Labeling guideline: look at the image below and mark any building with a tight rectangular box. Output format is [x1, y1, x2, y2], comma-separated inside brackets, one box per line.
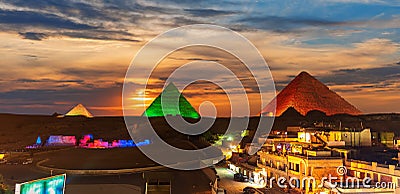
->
[250, 126, 400, 193]
[257, 148, 343, 193]
[372, 132, 395, 147]
[298, 128, 372, 147]
[325, 159, 399, 193]
[394, 137, 400, 149]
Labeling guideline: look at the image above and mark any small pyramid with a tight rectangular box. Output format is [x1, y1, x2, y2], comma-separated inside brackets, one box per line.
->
[64, 104, 93, 118]
[142, 83, 200, 119]
[261, 71, 362, 116]
[36, 136, 42, 145]
[280, 107, 303, 118]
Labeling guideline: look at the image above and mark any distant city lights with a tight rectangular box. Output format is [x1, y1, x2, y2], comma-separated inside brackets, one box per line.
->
[26, 134, 150, 149]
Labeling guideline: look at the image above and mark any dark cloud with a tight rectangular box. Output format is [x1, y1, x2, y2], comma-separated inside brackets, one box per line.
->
[0, 1, 144, 42]
[272, 63, 400, 93]
[184, 8, 238, 17]
[60, 31, 140, 42]
[18, 32, 48, 41]
[0, 0, 235, 41]
[0, 85, 122, 115]
[59, 67, 127, 79]
[356, 85, 375, 88]
[0, 9, 96, 30]
[8, 0, 117, 22]
[166, 16, 204, 27]
[103, 1, 177, 15]
[331, 68, 362, 74]
[23, 54, 39, 58]
[131, 0, 241, 9]
[332, 88, 363, 93]
[237, 16, 345, 32]
[320, 63, 400, 85]
[168, 57, 221, 62]
[17, 29, 140, 42]
[15, 78, 84, 84]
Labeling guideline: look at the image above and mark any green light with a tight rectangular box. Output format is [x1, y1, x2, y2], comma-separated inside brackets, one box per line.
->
[143, 83, 200, 119]
[241, 130, 249, 137]
[17, 174, 66, 194]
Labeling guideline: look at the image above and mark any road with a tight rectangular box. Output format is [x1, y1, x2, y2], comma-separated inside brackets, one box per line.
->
[215, 167, 288, 194]
[215, 167, 262, 194]
[0, 164, 215, 194]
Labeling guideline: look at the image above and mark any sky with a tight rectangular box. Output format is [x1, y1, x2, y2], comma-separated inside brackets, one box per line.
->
[0, 0, 399, 116]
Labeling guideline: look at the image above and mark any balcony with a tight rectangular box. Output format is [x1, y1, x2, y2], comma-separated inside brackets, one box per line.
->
[286, 153, 342, 160]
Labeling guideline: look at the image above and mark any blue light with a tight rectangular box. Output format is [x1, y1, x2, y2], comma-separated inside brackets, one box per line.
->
[36, 136, 42, 145]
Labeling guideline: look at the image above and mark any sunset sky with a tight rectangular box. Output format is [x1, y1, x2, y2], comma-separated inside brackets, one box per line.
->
[0, 0, 399, 116]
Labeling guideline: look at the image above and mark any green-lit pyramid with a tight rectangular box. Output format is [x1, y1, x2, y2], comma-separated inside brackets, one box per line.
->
[142, 83, 200, 119]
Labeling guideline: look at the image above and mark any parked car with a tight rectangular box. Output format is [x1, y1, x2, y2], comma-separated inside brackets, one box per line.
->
[243, 187, 256, 194]
[234, 173, 248, 182]
[243, 187, 267, 194]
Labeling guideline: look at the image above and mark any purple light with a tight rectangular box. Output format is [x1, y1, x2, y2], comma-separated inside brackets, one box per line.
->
[46, 136, 76, 146]
[78, 135, 151, 149]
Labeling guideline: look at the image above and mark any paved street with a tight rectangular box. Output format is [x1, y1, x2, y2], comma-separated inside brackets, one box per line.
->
[0, 164, 215, 194]
[215, 167, 262, 194]
[216, 167, 288, 194]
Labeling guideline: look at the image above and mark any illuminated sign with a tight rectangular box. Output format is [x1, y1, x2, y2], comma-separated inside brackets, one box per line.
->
[15, 174, 66, 194]
[47, 136, 76, 146]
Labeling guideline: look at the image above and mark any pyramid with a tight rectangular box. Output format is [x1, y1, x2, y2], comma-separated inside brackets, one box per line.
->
[142, 83, 200, 119]
[63, 104, 93, 118]
[261, 71, 362, 116]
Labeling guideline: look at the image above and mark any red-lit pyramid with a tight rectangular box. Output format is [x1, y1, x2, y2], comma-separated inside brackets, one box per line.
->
[261, 71, 362, 116]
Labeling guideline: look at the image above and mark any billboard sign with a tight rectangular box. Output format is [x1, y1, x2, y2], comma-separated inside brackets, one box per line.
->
[15, 174, 66, 194]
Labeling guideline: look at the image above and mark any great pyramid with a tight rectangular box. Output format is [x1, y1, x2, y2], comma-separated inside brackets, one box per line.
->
[142, 83, 200, 119]
[63, 104, 93, 118]
[261, 71, 362, 116]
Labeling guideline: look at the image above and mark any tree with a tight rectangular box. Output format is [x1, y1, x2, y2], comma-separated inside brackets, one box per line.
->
[0, 174, 9, 194]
